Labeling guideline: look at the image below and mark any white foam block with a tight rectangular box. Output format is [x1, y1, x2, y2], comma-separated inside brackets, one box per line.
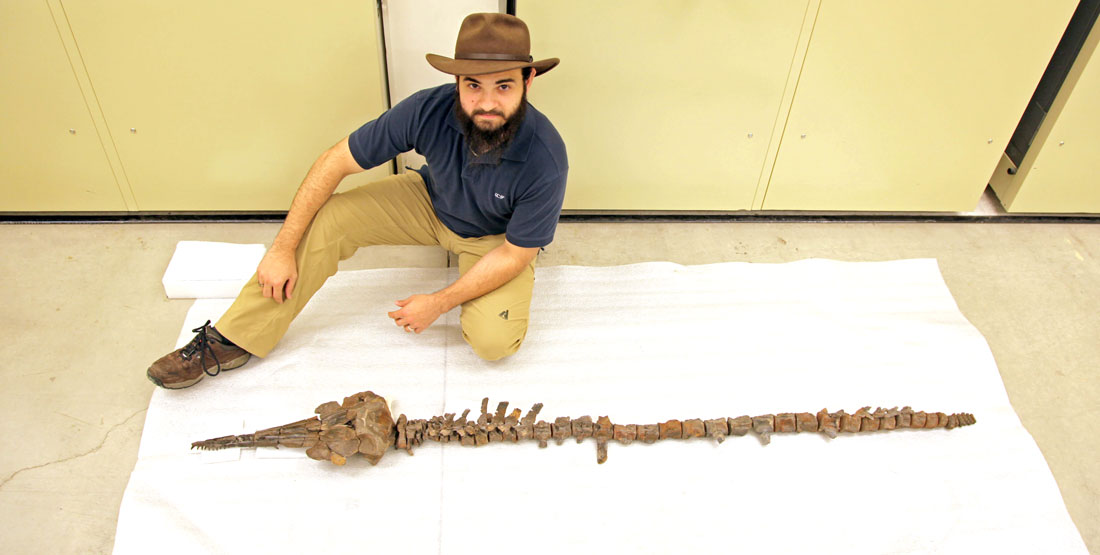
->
[161, 241, 267, 299]
[116, 260, 1087, 554]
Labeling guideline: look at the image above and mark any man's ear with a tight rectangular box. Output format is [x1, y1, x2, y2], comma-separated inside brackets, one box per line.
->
[526, 68, 537, 91]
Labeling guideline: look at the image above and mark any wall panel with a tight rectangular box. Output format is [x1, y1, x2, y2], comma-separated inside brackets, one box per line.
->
[0, 2, 125, 211]
[992, 20, 1100, 213]
[762, 0, 1077, 211]
[521, 1, 811, 211]
[61, 0, 391, 211]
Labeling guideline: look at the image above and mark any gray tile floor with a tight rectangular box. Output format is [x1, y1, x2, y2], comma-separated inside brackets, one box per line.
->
[1, 220, 1097, 553]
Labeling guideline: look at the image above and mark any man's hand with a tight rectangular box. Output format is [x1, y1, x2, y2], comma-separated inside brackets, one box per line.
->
[387, 241, 537, 335]
[254, 136, 363, 305]
[257, 246, 298, 304]
[388, 294, 446, 334]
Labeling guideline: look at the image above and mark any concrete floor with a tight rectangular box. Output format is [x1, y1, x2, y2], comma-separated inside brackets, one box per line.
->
[1, 220, 1097, 553]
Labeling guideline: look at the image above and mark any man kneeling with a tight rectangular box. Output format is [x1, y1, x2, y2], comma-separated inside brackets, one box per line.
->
[147, 13, 567, 389]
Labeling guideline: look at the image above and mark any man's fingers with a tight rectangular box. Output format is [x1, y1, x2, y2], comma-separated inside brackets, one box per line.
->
[263, 279, 284, 304]
[395, 298, 410, 307]
[285, 275, 296, 300]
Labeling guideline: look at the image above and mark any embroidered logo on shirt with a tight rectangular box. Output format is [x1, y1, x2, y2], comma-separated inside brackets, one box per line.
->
[494, 193, 505, 199]
[498, 310, 509, 320]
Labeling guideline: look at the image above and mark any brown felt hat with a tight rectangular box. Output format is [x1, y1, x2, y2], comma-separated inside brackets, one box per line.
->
[426, 13, 559, 77]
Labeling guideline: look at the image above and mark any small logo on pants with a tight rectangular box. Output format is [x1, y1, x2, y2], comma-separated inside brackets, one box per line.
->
[498, 310, 509, 320]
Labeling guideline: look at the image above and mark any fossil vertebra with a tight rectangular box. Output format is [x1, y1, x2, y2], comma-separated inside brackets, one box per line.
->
[192, 391, 976, 465]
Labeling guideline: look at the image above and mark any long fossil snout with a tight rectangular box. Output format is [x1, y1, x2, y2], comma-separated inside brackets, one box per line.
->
[191, 391, 395, 466]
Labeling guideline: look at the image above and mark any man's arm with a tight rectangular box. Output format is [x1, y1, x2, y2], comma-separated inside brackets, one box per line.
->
[388, 240, 539, 333]
[258, 136, 364, 303]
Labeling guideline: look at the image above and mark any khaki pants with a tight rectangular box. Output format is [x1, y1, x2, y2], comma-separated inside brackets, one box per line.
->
[215, 171, 534, 361]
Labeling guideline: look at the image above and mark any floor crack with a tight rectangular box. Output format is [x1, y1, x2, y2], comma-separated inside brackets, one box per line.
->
[0, 408, 147, 491]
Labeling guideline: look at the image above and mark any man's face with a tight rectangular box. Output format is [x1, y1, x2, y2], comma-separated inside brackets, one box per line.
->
[456, 68, 533, 131]
[454, 68, 536, 155]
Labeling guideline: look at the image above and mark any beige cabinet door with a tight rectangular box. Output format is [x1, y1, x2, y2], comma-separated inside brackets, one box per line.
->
[761, 0, 1077, 211]
[993, 24, 1100, 213]
[61, 0, 391, 211]
[520, 1, 812, 211]
[0, 2, 126, 212]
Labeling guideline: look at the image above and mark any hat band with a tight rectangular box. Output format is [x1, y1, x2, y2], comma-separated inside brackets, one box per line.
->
[456, 52, 534, 63]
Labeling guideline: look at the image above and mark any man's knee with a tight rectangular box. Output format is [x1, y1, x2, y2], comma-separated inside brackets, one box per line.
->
[463, 323, 528, 361]
[310, 192, 350, 232]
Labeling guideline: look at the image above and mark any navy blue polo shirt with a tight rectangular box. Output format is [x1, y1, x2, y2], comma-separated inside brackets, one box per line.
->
[347, 84, 568, 248]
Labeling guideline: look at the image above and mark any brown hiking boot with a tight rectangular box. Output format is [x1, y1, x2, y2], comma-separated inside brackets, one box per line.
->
[147, 320, 251, 389]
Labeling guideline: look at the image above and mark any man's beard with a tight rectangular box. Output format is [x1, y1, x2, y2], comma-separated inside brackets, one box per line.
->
[454, 91, 528, 156]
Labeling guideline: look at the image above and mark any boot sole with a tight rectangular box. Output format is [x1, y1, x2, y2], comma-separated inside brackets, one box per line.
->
[147, 353, 252, 390]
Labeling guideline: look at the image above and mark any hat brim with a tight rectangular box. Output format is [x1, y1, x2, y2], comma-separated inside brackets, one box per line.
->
[426, 53, 559, 77]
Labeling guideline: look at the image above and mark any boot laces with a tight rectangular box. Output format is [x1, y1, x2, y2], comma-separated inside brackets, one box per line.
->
[180, 320, 224, 377]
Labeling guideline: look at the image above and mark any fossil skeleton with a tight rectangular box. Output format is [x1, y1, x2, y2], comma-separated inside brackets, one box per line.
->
[192, 391, 976, 465]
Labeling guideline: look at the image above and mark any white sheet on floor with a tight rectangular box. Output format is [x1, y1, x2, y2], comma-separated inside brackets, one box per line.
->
[115, 260, 1087, 554]
[162, 241, 266, 299]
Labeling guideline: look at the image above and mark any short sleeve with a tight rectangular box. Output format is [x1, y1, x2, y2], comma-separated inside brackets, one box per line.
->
[346, 89, 428, 170]
[505, 170, 568, 248]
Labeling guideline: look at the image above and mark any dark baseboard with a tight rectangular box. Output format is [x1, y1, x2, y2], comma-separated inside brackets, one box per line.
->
[2, 210, 1097, 225]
